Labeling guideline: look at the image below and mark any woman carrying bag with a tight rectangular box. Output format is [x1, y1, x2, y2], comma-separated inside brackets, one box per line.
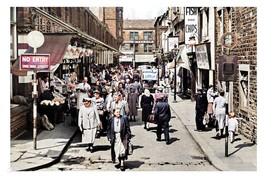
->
[140, 89, 154, 130]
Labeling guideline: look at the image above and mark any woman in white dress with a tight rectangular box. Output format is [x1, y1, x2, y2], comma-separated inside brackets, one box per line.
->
[78, 98, 100, 152]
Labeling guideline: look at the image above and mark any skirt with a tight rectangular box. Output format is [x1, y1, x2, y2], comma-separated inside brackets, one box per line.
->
[82, 128, 97, 144]
[114, 132, 126, 160]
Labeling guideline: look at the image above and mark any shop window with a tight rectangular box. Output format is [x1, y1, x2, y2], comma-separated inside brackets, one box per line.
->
[239, 64, 249, 111]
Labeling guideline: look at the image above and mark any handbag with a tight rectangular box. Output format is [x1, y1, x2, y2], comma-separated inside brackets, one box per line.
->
[147, 113, 156, 123]
[128, 141, 134, 155]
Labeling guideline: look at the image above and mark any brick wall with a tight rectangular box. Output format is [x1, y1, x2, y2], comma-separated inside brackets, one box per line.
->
[215, 7, 257, 143]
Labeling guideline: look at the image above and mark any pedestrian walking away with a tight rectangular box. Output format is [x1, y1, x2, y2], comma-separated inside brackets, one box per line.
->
[127, 87, 139, 122]
[153, 96, 171, 145]
[78, 98, 100, 152]
[213, 90, 226, 139]
[107, 109, 131, 171]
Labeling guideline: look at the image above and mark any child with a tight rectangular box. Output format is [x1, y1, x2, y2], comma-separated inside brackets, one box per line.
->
[228, 112, 238, 143]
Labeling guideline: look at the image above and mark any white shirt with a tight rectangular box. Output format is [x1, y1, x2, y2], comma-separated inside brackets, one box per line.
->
[228, 118, 238, 132]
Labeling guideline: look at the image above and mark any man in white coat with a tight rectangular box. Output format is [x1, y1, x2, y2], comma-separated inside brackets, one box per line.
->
[76, 77, 91, 111]
[78, 98, 100, 152]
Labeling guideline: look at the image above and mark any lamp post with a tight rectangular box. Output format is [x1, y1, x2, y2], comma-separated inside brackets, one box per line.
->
[172, 44, 179, 103]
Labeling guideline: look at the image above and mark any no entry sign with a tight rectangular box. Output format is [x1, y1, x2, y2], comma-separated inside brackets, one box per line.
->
[20, 53, 50, 70]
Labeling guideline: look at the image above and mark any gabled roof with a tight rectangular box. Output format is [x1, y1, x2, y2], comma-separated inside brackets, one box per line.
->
[123, 19, 156, 30]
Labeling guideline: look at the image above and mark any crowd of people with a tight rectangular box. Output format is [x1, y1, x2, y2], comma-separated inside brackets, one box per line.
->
[37, 64, 238, 171]
[36, 64, 172, 171]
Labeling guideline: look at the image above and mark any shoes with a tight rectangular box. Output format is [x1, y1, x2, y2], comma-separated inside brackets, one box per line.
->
[166, 141, 171, 145]
[216, 133, 221, 140]
[156, 138, 161, 141]
[120, 165, 125, 171]
[115, 163, 120, 169]
[144, 126, 147, 129]
[86, 146, 94, 152]
[86, 147, 91, 152]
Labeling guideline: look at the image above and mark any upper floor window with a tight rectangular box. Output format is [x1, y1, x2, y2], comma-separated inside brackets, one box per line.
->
[130, 32, 139, 40]
[143, 32, 153, 40]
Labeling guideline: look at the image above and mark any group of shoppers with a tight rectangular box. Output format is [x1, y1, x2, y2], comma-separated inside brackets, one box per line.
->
[195, 84, 238, 142]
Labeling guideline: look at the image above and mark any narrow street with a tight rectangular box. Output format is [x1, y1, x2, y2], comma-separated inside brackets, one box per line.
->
[44, 107, 217, 171]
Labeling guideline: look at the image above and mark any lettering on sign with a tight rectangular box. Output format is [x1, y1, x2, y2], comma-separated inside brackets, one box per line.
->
[185, 7, 198, 44]
[20, 54, 50, 71]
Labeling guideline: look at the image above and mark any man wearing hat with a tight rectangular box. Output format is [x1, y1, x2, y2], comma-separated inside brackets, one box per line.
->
[154, 86, 168, 103]
[78, 98, 100, 152]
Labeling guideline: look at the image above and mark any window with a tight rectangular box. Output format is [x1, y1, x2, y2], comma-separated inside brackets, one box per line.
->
[144, 43, 153, 52]
[239, 64, 249, 110]
[130, 32, 138, 40]
[130, 44, 138, 52]
[143, 32, 153, 40]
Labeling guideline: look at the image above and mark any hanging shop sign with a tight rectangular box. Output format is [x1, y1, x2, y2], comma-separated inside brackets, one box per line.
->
[195, 43, 211, 70]
[20, 54, 50, 70]
[185, 7, 199, 44]
[220, 32, 238, 49]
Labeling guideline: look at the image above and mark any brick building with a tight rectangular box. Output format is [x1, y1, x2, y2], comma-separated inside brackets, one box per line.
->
[120, 19, 156, 67]
[10, 7, 122, 138]
[214, 7, 257, 142]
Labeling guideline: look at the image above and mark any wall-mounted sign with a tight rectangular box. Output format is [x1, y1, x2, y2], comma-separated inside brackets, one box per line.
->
[168, 36, 179, 52]
[220, 32, 238, 49]
[218, 55, 238, 81]
[20, 54, 50, 71]
[195, 43, 211, 70]
[185, 7, 198, 44]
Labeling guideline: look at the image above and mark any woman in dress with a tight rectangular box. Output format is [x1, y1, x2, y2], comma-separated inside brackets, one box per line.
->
[78, 98, 100, 152]
[107, 109, 131, 171]
[140, 89, 154, 130]
[127, 87, 139, 121]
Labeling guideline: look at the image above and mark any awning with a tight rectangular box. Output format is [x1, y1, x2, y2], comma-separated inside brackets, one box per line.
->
[167, 44, 190, 70]
[11, 33, 72, 76]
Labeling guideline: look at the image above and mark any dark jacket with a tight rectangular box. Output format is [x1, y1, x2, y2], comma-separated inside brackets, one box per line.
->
[154, 101, 171, 122]
[107, 115, 131, 161]
[195, 92, 208, 113]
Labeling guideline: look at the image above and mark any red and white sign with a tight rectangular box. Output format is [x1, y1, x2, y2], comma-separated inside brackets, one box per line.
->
[20, 54, 50, 70]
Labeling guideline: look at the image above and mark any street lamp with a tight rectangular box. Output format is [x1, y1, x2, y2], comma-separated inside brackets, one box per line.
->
[172, 44, 179, 103]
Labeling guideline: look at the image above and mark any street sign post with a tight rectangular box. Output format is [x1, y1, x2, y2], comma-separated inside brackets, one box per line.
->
[25, 31, 46, 150]
[219, 33, 238, 157]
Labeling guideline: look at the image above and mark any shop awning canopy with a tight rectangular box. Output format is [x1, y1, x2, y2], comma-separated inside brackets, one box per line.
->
[11, 33, 72, 76]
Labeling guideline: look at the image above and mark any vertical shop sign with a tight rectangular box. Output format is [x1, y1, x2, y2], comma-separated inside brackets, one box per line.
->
[185, 7, 198, 44]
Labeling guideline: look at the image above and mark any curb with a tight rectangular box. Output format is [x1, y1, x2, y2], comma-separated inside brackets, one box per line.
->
[18, 128, 79, 171]
[170, 105, 231, 171]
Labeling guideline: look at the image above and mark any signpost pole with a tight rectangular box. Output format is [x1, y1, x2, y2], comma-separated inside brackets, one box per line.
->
[33, 47, 38, 150]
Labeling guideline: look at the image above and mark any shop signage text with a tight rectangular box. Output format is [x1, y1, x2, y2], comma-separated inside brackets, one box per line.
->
[20, 54, 50, 70]
[185, 7, 199, 44]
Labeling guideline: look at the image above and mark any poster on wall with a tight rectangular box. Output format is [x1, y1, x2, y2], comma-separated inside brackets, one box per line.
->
[185, 7, 198, 44]
[195, 43, 210, 70]
[168, 36, 179, 52]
